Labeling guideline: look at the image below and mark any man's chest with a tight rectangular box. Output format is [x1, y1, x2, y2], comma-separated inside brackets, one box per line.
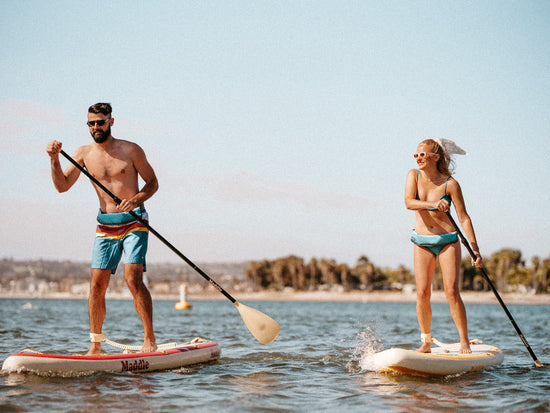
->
[85, 153, 134, 180]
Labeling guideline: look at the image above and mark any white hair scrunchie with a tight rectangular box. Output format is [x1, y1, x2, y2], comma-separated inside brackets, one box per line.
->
[435, 138, 467, 155]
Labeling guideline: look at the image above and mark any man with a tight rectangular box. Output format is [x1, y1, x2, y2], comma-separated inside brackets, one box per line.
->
[46, 103, 159, 355]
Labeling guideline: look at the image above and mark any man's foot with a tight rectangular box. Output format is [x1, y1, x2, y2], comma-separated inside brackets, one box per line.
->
[86, 342, 102, 356]
[140, 338, 157, 353]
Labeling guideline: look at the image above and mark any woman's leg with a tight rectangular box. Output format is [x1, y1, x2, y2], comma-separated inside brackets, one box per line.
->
[414, 245, 436, 353]
[439, 242, 471, 353]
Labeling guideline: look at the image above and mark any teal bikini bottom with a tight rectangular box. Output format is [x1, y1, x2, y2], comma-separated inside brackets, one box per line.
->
[411, 231, 458, 257]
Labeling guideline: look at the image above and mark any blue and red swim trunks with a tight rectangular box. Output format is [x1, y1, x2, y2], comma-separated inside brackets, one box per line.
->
[91, 207, 149, 274]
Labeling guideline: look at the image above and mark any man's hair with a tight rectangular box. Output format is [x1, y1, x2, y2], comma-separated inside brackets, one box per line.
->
[88, 103, 112, 116]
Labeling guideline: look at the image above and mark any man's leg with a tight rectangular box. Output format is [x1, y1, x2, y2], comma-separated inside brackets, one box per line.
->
[124, 263, 157, 352]
[87, 268, 112, 355]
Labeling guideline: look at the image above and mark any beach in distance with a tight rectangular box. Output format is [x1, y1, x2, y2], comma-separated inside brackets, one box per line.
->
[3, 289, 549, 305]
[185, 290, 550, 305]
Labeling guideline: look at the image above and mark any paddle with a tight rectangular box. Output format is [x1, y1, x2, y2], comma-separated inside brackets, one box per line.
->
[59, 149, 280, 345]
[446, 211, 544, 367]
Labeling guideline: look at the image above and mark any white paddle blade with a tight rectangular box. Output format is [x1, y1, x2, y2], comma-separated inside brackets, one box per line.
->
[235, 302, 280, 345]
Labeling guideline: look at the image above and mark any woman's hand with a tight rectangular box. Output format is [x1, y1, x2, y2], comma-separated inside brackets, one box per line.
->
[472, 252, 483, 268]
[433, 199, 450, 212]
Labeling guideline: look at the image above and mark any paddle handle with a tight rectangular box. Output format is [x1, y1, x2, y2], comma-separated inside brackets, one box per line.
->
[446, 211, 543, 367]
[59, 149, 237, 304]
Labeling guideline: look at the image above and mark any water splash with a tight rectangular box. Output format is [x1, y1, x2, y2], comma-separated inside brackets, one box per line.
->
[347, 323, 383, 373]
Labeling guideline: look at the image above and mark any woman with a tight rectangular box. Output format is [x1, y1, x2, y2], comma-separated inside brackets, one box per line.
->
[404, 139, 482, 354]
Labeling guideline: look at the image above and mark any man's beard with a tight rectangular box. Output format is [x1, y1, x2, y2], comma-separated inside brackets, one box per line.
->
[92, 126, 111, 143]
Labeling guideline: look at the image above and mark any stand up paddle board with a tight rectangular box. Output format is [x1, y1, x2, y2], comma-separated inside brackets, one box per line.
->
[366, 338, 503, 377]
[2, 337, 221, 376]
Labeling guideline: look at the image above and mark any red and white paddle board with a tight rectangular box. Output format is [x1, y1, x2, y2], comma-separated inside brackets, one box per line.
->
[2, 338, 221, 375]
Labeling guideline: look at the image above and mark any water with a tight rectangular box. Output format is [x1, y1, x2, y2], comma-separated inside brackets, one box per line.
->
[1, 298, 549, 412]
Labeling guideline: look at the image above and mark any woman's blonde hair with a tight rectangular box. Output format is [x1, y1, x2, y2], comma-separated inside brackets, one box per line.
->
[420, 139, 454, 175]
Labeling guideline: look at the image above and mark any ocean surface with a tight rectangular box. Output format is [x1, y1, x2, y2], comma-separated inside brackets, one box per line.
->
[1, 298, 549, 412]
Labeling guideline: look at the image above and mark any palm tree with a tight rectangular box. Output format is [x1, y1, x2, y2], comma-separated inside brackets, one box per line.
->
[541, 258, 550, 293]
[337, 263, 351, 291]
[354, 255, 374, 291]
[272, 259, 285, 291]
[245, 260, 272, 291]
[531, 257, 540, 292]
[306, 258, 319, 291]
[287, 256, 305, 290]
[319, 259, 337, 290]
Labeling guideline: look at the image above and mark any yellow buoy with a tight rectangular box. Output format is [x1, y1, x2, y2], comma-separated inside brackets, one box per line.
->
[175, 284, 192, 310]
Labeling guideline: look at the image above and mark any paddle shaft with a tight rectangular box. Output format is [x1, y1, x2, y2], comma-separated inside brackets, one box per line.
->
[59, 149, 237, 304]
[446, 211, 543, 367]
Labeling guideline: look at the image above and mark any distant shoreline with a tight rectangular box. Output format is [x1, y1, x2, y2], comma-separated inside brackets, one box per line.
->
[2, 290, 549, 305]
[188, 290, 550, 305]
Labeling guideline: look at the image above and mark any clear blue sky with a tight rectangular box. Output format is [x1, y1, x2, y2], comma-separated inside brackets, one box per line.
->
[2, 1, 549, 269]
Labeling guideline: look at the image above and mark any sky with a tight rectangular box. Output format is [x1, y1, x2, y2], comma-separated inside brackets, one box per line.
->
[1, 1, 549, 270]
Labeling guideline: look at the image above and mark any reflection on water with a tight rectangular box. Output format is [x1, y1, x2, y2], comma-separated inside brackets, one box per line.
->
[356, 369, 487, 411]
[1, 299, 549, 412]
[228, 370, 284, 395]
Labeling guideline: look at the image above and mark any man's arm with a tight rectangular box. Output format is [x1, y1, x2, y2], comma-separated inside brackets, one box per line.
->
[117, 144, 159, 212]
[46, 140, 83, 193]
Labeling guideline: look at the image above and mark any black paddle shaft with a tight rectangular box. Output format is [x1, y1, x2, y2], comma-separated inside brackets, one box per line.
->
[59, 149, 237, 304]
[445, 211, 543, 367]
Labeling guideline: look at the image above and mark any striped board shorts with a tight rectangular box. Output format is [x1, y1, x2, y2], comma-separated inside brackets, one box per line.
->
[91, 207, 149, 274]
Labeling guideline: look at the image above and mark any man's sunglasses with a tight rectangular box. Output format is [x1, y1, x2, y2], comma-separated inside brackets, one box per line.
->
[87, 118, 111, 127]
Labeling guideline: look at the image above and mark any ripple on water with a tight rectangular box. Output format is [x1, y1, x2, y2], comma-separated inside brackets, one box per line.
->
[1, 299, 549, 412]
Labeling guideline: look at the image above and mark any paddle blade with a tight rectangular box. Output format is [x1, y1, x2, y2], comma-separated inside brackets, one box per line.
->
[234, 302, 280, 345]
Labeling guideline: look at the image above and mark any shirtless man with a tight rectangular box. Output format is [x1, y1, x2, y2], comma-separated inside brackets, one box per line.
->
[46, 103, 158, 355]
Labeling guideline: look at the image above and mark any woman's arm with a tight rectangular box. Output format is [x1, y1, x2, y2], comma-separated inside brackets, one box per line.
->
[448, 179, 483, 267]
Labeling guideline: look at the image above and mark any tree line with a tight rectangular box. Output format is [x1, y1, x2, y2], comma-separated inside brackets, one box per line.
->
[245, 249, 550, 294]
[2, 248, 549, 295]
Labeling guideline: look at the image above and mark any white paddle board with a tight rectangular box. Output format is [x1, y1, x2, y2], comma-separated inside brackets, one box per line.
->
[366, 340, 503, 377]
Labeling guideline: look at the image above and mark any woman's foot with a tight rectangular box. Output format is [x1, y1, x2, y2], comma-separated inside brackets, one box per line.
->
[417, 342, 432, 353]
[459, 342, 472, 354]
[417, 333, 432, 353]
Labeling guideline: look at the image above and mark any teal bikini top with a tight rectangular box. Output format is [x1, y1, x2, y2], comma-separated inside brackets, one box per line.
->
[416, 170, 452, 211]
